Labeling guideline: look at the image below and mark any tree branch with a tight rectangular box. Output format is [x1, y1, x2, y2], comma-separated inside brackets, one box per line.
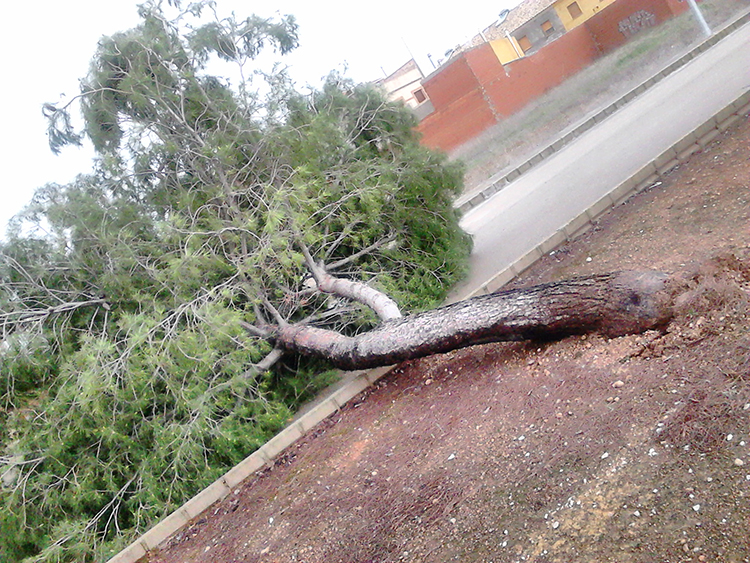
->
[326, 232, 398, 272]
[0, 298, 109, 327]
[298, 240, 402, 322]
[205, 348, 285, 396]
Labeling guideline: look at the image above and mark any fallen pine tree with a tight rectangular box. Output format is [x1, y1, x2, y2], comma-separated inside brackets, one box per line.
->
[261, 267, 673, 370]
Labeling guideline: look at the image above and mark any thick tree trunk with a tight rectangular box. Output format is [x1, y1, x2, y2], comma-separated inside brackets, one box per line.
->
[272, 271, 672, 370]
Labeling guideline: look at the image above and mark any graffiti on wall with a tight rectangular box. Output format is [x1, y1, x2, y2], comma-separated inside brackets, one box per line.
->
[618, 10, 657, 38]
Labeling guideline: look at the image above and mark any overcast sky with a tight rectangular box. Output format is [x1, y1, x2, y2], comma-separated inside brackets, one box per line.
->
[0, 0, 520, 235]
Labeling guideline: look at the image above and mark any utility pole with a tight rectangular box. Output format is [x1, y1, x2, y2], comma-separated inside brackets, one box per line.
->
[687, 0, 712, 37]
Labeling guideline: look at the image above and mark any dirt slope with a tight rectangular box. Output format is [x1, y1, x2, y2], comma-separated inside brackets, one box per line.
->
[147, 116, 750, 563]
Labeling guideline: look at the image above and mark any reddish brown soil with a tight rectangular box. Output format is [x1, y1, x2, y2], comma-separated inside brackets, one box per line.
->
[147, 116, 750, 563]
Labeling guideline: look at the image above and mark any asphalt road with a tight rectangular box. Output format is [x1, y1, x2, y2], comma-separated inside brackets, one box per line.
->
[455, 18, 750, 297]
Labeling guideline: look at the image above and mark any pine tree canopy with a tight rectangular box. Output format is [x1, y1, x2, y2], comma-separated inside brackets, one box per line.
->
[0, 1, 470, 561]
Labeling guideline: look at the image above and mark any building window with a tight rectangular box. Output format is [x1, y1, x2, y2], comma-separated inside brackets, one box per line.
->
[518, 35, 532, 53]
[568, 2, 583, 18]
[412, 88, 427, 104]
[541, 20, 555, 36]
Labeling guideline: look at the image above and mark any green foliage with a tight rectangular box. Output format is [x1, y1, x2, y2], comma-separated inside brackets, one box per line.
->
[282, 78, 470, 310]
[1, 1, 470, 561]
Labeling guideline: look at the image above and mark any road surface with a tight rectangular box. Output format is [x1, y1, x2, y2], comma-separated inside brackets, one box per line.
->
[456, 18, 750, 297]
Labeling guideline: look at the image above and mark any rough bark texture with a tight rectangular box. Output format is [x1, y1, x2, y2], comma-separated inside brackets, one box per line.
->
[273, 271, 672, 370]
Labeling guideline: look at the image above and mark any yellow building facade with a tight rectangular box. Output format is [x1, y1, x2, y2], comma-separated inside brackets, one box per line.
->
[489, 36, 526, 65]
[476, 0, 620, 65]
[553, 0, 618, 30]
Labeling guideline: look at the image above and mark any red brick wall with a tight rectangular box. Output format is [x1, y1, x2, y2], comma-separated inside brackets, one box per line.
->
[416, 0, 691, 152]
[421, 57, 481, 109]
[584, 0, 690, 52]
[665, 0, 693, 16]
[485, 25, 600, 117]
[418, 26, 600, 152]
[417, 90, 496, 151]
[464, 43, 507, 85]
[418, 48, 500, 151]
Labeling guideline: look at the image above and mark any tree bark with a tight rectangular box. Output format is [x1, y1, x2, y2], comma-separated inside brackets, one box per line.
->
[299, 241, 402, 322]
[271, 271, 672, 370]
[313, 271, 402, 322]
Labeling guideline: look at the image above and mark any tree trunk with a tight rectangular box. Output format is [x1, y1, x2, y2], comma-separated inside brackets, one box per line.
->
[272, 271, 672, 370]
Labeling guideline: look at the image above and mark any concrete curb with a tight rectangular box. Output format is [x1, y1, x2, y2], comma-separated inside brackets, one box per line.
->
[466, 89, 750, 298]
[455, 9, 750, 215]
[107, 15, 750, 563]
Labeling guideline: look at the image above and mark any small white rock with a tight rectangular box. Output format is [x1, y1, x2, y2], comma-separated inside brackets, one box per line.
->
[727, 434, 734, 441]
[601, 452, 610, 460]
[552, 521, 560, 529]
[447, 453, 456, 461]
[693, 504, 701, 512]
[734, 458, 745, 466]
[612, 380, 625, 388]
